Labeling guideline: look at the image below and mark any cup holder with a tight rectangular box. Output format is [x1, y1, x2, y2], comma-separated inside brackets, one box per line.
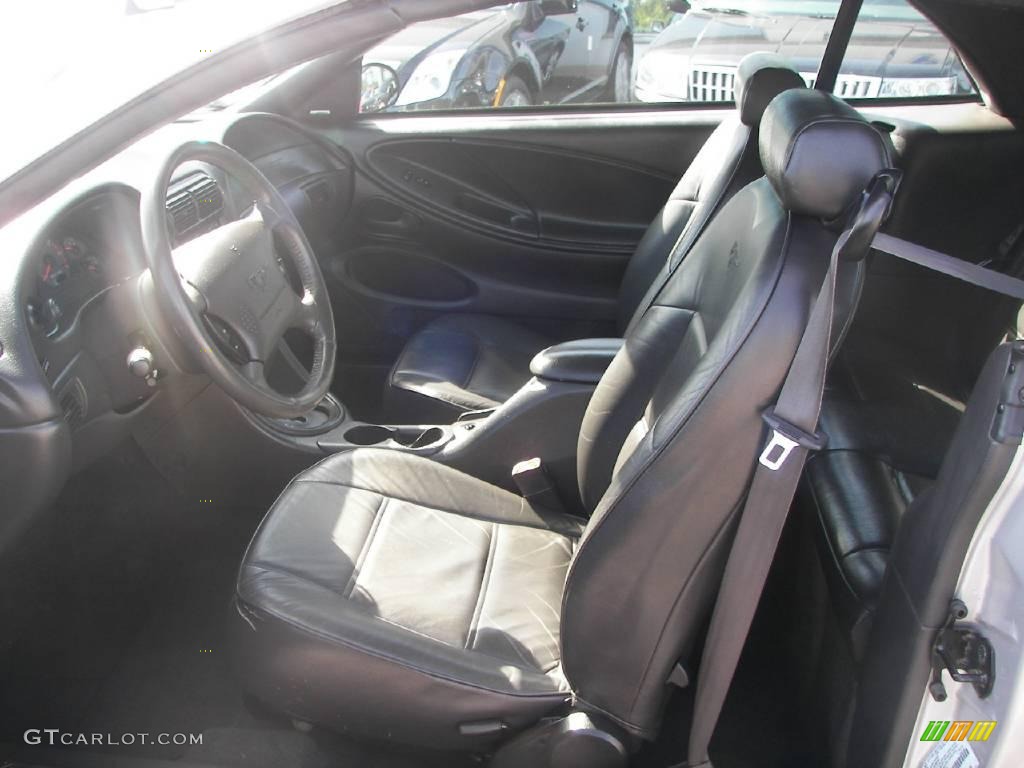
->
[344, 425, 396, 445]
[343, 424, 450, 451]
[408, 426, 446, 449]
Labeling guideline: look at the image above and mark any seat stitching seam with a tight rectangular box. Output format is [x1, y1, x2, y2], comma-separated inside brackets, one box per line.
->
[841, 545, 892, 558]
[343, 495, 388, 599]
[246, 561, 357, 603]
[465, 523, 499, 651]
[247, 563, 471, 646]
[294, 477, 584, 535]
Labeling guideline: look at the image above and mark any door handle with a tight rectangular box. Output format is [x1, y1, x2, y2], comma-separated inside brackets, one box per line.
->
[576, 16, 588, 31]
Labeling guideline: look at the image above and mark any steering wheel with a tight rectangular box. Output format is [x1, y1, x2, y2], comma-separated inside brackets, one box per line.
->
[141, 141, 336, 419]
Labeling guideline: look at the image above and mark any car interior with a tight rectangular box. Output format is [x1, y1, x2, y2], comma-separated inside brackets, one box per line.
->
[1, 2, 1023, 767]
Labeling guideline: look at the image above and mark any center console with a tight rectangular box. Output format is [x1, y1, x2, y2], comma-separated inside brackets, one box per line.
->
[239, 338, 624, 514]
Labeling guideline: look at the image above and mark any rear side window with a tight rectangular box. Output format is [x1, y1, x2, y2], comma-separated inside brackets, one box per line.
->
[635, 0, 975, 104]
[837, 0, 975, 99]
[356, 0, 975, 115]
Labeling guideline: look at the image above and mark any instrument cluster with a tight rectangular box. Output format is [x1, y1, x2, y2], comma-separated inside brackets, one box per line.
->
[24, 189, 142, 341]
[27, 233, 106, 338]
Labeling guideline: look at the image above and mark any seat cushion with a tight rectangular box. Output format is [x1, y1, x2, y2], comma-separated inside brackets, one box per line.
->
[805, 448, 927, 657]
[388, 314, 552, 422]
[803, 369, 961, 658]
[231, 449, 582, 748]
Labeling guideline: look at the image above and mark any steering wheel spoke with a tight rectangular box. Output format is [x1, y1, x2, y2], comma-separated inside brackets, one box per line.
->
[240, 360, 276, 396]
[253, 198, 288, 231]
[291, 292, 322, 332]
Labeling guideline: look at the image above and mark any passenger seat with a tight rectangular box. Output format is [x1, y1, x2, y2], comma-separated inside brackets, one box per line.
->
[386, 53, 806, 422]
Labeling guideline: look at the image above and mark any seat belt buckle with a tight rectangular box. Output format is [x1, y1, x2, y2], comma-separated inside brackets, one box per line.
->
[758, 407, 827, 471]
[512, 457, 564, 511]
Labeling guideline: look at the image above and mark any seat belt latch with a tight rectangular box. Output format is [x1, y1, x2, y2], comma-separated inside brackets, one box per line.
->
[512, 457, 564, 510]
[758, 407, 827, 471]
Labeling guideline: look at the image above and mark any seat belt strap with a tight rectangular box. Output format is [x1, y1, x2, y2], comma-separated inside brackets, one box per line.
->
[684, 174, 896, 767]
[872, 232, 1024, 300]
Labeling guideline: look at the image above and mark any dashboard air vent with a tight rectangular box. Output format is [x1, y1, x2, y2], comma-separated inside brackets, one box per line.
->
[193, 175, 223, 219]
[166, 172, 223, 239]
[58, 377, 88, 428]
[166, 188, 197, 233]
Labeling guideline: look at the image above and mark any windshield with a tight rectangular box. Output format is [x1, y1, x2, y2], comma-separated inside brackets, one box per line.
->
[0, 0, 342, 185]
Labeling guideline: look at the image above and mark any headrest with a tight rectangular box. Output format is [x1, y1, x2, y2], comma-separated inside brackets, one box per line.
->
[760, 89, 891, 220]
[734, 53, 806, 127]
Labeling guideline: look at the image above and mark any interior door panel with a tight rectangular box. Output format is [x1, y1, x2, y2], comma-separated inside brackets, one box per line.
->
[364, 138, 678, 247]
[312, 109, 728, 370]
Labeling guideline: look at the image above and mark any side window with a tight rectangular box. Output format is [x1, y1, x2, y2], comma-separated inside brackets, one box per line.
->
[356, 0, 975, 115]
[359, 1, 636, 113]
[838, 0, 975, 99]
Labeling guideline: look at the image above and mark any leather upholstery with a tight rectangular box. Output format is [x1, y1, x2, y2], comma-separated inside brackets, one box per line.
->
[802, 361, 961, 658]
[761, 89, 892, 220]
[232, 448, 582, 748]
[389, 54, 805, 421]
[735, 52, 807, 127]
[529, 338, 624, 385]
[564, 184, 870, 734]
[233, 90, 885, 748]
[616, 116, 757, 330]
[387, 313, 552, 421]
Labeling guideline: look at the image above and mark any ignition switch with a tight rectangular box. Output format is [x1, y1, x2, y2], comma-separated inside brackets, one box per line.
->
[127, 346, 160, 387]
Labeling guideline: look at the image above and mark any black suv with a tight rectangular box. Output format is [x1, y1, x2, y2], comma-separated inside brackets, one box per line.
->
[360, 1, 633, 112]
[635, 0, 973, 103]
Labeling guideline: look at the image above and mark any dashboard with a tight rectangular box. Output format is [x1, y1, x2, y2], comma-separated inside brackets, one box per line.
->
[4, 112, 353, 465]
[0, 112, 353, 547]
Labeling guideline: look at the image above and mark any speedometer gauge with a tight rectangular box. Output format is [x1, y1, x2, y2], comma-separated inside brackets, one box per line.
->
[64, 236, 100, 274]
[62, 237, 84, 259]
[39, 239, 70, 287]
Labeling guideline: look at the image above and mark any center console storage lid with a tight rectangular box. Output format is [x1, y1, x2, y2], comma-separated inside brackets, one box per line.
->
[530, 338, 624, 385]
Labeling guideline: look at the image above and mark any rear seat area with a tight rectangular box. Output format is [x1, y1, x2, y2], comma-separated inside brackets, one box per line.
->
[804, 359, 960, 658]
[801, 108, 1024, 662]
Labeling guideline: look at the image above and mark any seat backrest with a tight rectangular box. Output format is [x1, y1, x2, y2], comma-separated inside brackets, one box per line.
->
[562, 90, 891, 739]
[615, 53, 806, 333]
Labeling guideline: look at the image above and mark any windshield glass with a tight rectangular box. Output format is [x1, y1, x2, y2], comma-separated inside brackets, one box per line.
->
[0, 0, 341, 185]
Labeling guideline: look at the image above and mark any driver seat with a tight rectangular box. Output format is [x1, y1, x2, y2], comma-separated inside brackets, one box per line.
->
[385, 53, 806, 423]
[229, 90, 889, 752]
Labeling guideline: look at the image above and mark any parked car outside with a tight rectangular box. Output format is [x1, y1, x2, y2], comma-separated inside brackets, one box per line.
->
[635, 0, 975, 103]
[359, 0, 633, 112]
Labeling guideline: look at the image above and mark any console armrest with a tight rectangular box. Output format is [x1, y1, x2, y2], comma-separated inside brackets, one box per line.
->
[530, 338, 623, 385]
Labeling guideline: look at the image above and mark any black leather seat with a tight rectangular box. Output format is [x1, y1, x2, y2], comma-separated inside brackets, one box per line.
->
[386, 53, 806, 422]
[803, 359, 962, 657]
[230, 90, 889, 750]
